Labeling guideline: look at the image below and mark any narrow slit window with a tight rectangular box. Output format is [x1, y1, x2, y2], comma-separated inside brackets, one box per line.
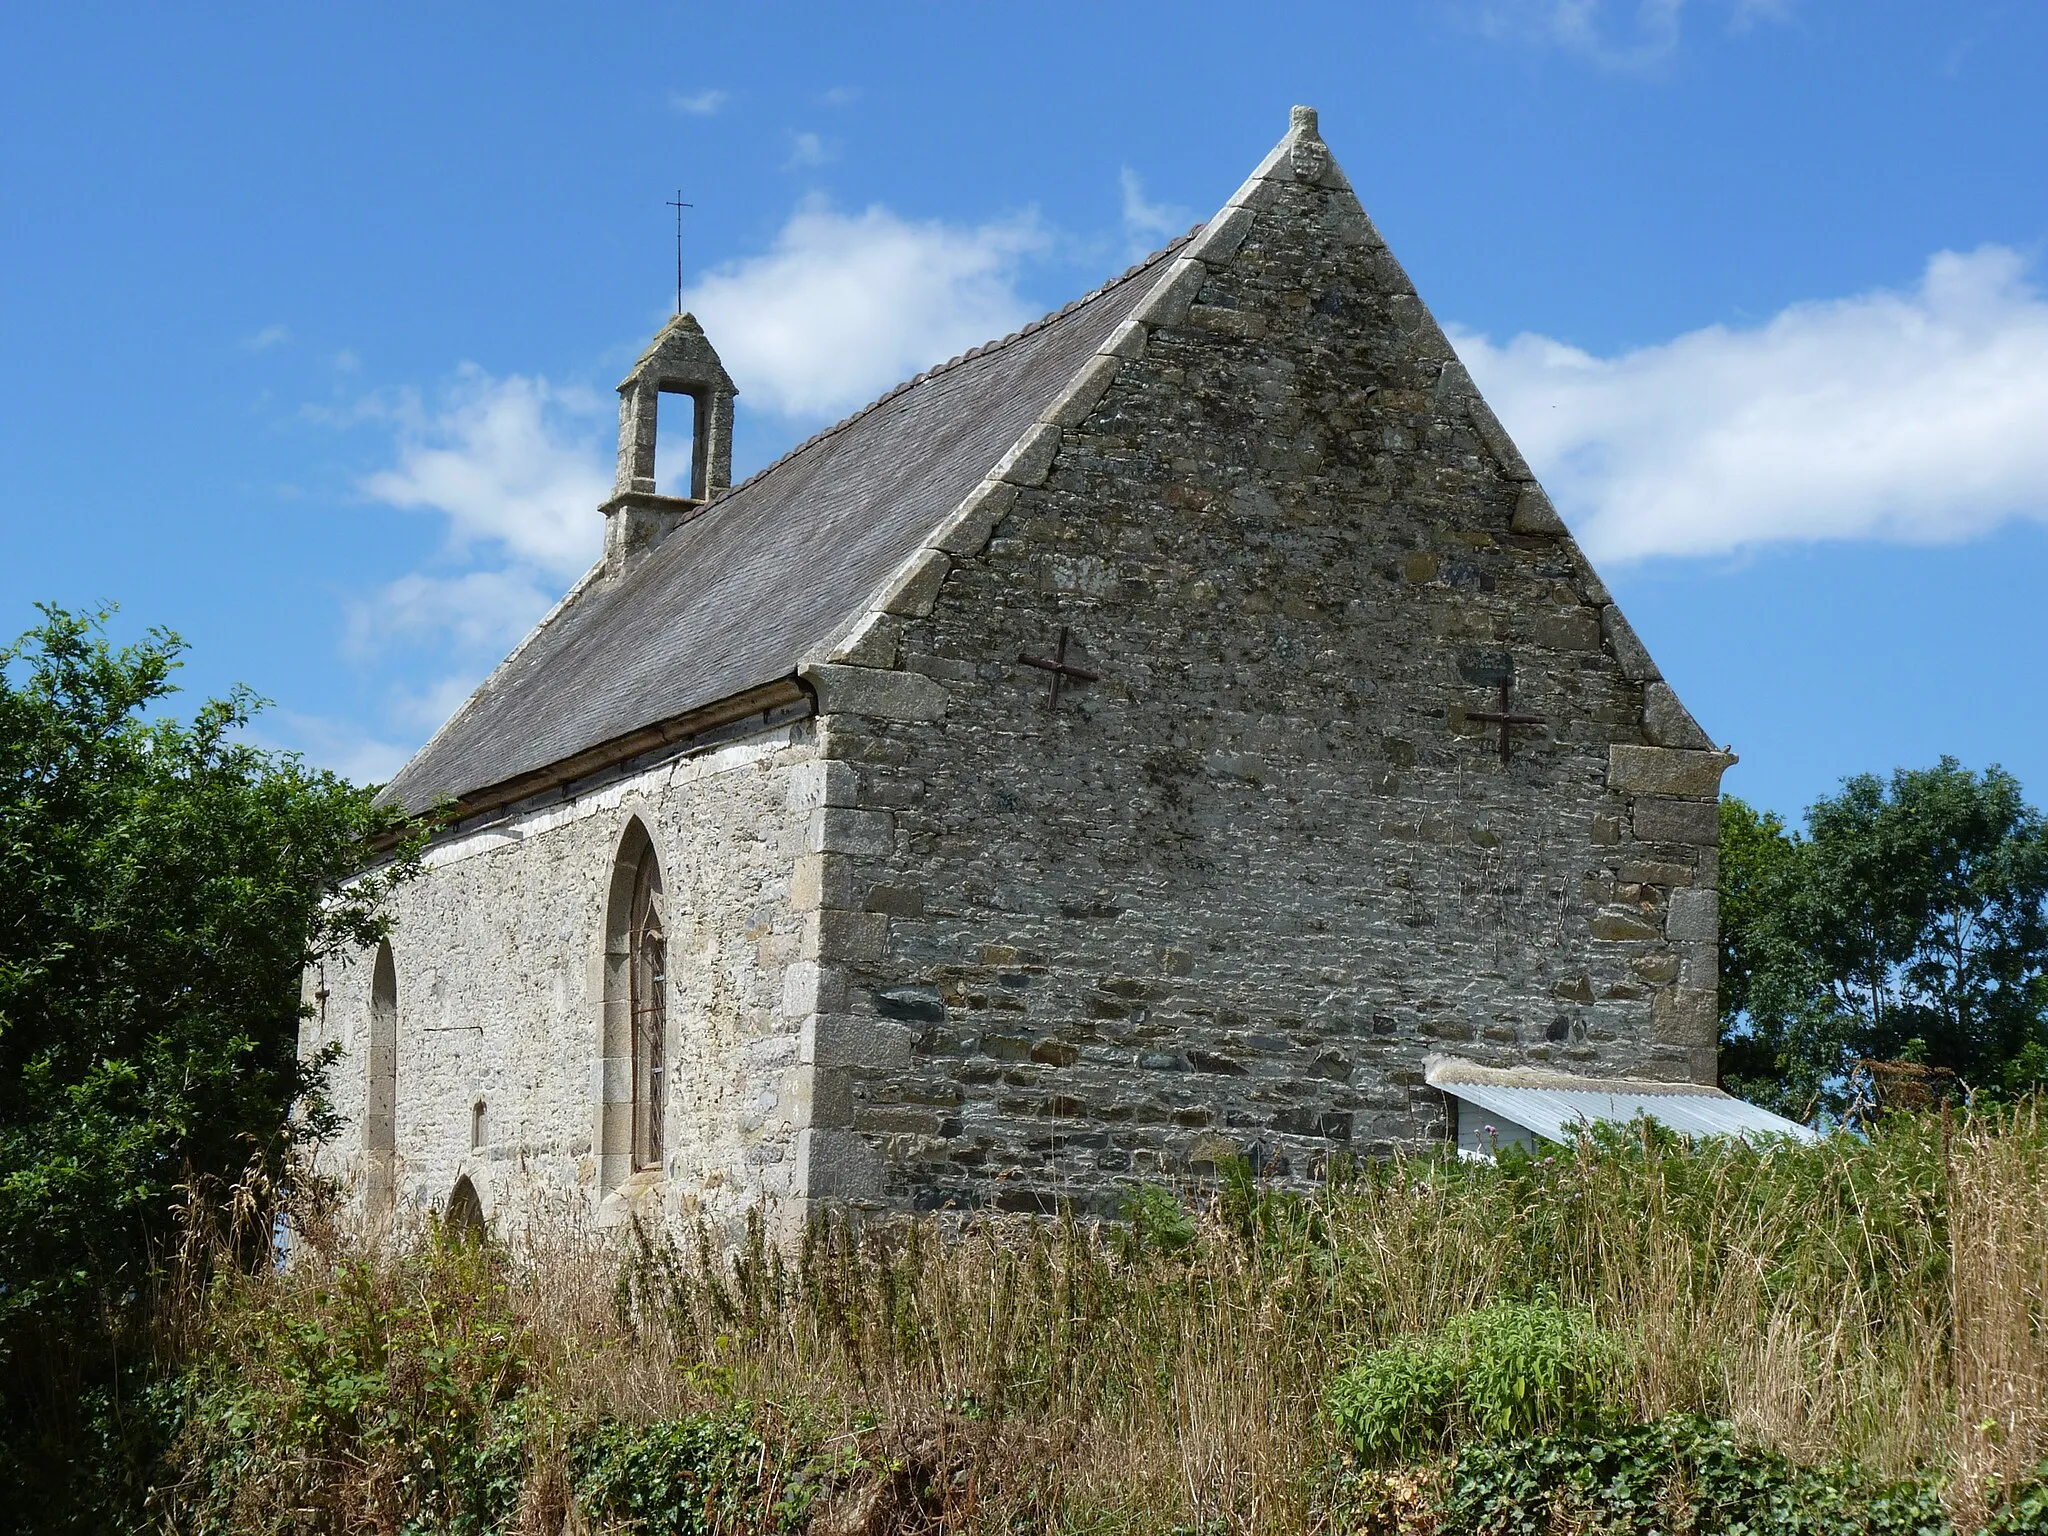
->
[655, 390, 699, 499]
[366, 942, 398, 1217]
[471, 1098, 487, 1151]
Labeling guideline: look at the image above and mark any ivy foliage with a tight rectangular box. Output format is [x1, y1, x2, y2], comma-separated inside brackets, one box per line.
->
[570, 1408, 823, 1536]
[1440, 1416, 1954, 1536]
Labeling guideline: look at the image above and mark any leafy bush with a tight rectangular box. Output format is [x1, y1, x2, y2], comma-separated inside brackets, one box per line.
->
[1326, 1335, 1459, 1462]
[0, 606, 419, 1532]
[1441, 1416, 1952, 1536]
[1327, 1303, 1624, 1461]
[1448, 1301, 1624, 1440]
[172, 1234, 534, 1535]
[570, 1408, 818, 1536]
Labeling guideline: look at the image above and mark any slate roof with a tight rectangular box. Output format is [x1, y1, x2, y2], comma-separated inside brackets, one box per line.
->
[379, 238, 1188, 815]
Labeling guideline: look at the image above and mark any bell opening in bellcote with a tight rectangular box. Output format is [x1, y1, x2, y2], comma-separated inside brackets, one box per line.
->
[599, 312, 738, 575]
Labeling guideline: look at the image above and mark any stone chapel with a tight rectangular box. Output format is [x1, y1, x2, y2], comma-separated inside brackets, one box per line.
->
[303, 107, 1741, 1237]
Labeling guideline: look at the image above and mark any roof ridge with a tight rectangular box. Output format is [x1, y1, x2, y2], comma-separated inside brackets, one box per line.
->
[702, 227, 1200, 510]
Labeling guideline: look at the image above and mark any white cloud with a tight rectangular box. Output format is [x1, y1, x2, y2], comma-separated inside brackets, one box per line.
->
[683, 198, 1046, 418]
[819, 86, 860, 107]
[669, 88, 728, 115]
[346, 567, 560, 662]
[387, 671, 493, 736]
[240, 323, 292, 352]
[1119, 168, 1187, 259]
[340, 368, 611, 760]
[1453, 246, 2048, 563]
[266, 711, 417, 785]
[360, 366, 608, 576]
[1467, 0, 1780, 69]
[786, 131, 837, 169]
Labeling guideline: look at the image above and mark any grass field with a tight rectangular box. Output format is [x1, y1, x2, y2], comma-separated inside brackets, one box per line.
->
[154, 1104, 2048, 1534]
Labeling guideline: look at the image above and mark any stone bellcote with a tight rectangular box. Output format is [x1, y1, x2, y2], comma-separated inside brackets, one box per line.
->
[600, 313, 737, 574]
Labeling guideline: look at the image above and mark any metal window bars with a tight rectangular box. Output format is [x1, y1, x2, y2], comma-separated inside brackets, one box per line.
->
[631, 921, 666, 1172]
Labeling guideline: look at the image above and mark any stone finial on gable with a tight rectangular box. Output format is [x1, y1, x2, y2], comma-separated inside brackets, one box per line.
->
[599, 312, 739, 574]
[1288, 105, 1333, 183]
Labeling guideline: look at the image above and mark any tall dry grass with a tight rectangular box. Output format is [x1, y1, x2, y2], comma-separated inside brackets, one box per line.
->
[162, 1103, 2048, 1534]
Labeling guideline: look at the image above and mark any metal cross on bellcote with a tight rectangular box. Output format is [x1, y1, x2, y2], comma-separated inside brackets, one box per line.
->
[1466, 679, 1546, 765]
[666, 191, 693, 315]
[1017, 627, 1100, 707]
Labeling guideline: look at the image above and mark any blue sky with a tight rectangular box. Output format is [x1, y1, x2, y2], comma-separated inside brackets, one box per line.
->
[4, 1, 2046, 823]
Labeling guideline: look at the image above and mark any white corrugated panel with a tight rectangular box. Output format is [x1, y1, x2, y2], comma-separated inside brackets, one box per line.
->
[1445, 1080, 1819, 1149]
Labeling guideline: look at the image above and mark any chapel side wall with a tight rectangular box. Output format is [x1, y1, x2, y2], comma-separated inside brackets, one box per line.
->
[301, 724, 819, 1234]
[796, 146, 1725, 1216]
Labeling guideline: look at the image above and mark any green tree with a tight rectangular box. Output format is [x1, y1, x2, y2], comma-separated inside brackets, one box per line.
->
[0, 606, 418, 1528]
[1719, 763, 2048, 1117]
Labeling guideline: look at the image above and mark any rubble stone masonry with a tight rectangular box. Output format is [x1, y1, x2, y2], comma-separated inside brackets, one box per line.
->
[793, 110, 1728, 1217]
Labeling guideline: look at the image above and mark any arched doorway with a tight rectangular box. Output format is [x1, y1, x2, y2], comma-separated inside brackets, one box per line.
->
[601, 820, 668, 1190]
[366, 940, 398, 1219]
[445, 1174, 486, 1243]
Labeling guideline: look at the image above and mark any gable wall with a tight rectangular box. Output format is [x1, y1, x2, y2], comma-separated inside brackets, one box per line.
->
[798, 137, 1727, 1215]
[303, 726, 820, 1234]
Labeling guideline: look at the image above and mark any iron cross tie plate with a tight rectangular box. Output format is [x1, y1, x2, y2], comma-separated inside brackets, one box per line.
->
[1465, 679, 1546, 764]
[1017, 626, 1100, 707]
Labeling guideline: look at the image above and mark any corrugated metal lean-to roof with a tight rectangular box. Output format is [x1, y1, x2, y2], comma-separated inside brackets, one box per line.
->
[1426, 1058, 1819, 1158]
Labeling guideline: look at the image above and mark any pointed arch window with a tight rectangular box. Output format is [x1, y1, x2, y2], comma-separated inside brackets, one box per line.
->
[628, 853, 666, 1171]
[601, 819, 670, 1189]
